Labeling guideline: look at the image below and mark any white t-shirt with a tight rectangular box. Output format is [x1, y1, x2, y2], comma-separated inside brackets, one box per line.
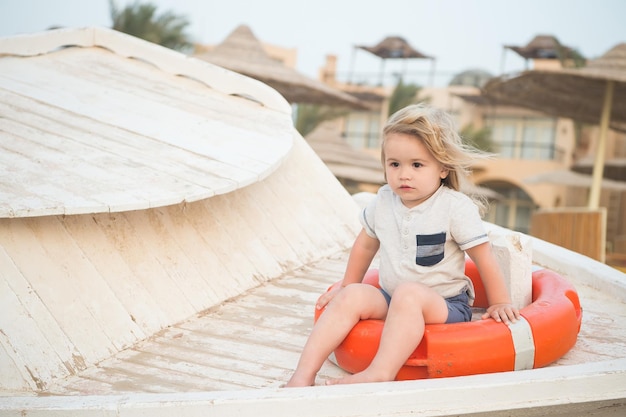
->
[361, 184, 489, 304]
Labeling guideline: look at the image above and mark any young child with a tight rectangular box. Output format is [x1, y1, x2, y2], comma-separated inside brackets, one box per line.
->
[285, 104, 520, 387]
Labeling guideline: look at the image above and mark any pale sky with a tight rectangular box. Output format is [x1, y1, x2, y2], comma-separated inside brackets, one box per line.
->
[1, 0, 625, 86]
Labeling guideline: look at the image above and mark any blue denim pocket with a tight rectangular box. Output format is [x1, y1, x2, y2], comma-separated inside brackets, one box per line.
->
[415, 232, 446, 266]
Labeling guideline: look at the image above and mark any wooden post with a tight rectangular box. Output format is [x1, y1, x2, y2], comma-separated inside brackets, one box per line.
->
[588, 80, 614, 209]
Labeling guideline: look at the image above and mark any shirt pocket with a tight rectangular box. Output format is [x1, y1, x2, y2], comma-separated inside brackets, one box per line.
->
[415, 232, 446, 266]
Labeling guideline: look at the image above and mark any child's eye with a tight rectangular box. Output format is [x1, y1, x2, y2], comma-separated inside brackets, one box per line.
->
[413, 162, 423, 168]
[390, 162, 399, 168]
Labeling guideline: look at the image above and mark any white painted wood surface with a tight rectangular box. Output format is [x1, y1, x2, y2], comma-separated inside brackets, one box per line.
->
[0, 133, 361, 393]
[5, 361, 626, 417]
[0, 27, 290, 114]
[0, 26, 361, 394]
[1, 238, 625, 416]
[1, 27, 625, 417]
[25, 244, 626, 394]
[0, 27, 293, 218]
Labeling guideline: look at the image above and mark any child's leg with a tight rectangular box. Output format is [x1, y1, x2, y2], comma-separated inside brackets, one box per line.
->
[327, 281, 448, 385]
[285, 283, 388, 387]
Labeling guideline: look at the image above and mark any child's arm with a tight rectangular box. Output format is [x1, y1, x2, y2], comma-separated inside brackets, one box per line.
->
[316, 229, 379, 310]
[342, 229, 380, 286]
[465, 242, 521, 324]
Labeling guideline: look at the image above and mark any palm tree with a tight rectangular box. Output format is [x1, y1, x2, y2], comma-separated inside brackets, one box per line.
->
[295, 104, 348, 137]
[460, 124, 495, 153]
[388, 77, 420, 116]
[109, 0, 192, 52]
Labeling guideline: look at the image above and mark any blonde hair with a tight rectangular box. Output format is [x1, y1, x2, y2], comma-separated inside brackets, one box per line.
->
[382, 103, 490, 212]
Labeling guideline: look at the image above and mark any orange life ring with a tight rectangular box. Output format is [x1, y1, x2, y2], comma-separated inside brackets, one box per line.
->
[315, 258, 582, 380]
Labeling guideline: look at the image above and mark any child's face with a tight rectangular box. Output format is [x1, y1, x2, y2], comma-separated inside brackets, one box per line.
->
[383, 132, 449, 208]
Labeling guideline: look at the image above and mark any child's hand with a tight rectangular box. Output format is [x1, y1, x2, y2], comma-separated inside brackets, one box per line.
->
[482, 303, 521, 325]
[316, 286, 342, 310]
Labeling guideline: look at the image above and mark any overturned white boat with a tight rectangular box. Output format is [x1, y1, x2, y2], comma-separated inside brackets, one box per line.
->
[0, 28, 625, 417]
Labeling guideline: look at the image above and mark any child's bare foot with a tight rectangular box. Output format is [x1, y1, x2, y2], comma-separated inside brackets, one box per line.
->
[283, 373, 315, 387]
[325, 370, 390, 385]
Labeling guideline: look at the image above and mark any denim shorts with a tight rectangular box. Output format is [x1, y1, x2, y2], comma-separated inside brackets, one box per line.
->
[379, 288, 472, 324]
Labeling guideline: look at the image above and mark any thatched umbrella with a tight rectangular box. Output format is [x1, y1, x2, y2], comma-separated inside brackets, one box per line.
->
[195, 25, 365, 109]
[504, 34, 581, 61]
[358, 36, 432, 60]
[483, 43, 626, 209]
[353, 36, 435, 85]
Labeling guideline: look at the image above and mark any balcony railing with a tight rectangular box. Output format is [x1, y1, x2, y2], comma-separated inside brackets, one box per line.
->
[494, 141, 566, 162]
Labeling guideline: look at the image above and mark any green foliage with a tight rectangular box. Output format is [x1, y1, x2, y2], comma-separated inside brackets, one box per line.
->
[561, 48, 586, 68]
[460, 124, 495, 153]
[553, 41, 586, 69]
[295, 104, 348, 137]
[388, 78, 420, 116]
[109, 0, 192, 52]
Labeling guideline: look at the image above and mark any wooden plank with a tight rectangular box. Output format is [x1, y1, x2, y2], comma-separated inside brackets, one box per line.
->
[0, 244, 91, 387]
[240, 149, 350, 266]
[233, 179, 318, 268]
[197, 189, 285, 282]
[4, 222, 626, 415]
[7, 361, 626, 417]
[49, 48, 293, 159]
[177, 198, 261, 292]
[0, 27, 95, 56]
[0, 218, 128, 364]
[269, 138, 361, 255]
[530, 208, 607, 262]
[89, 27, 291, 113]
[58, 215, 166, 334]
[0, 41, 297, 218]
[126, 341, 293, 388]
[554, 282, 626, 365]
[155, 205, 243, 302]
[24, 216, 144, 351]
[42, 251, 351, 395]
[119, 209, 218, 313]
[0, 337, 32, 393]
[0, 277, 56, 391]
[18, 237, 626, 401]
[0, 27, 292, 113]
[86, 212, 198, 324]
[0, 105, 216, 215]
[0, 135, 360, 391]
[51, 356, 256, 395]
[176, 316, 310, 352]
[0, 89, 250, 191]
[0, 54, 291, 170]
